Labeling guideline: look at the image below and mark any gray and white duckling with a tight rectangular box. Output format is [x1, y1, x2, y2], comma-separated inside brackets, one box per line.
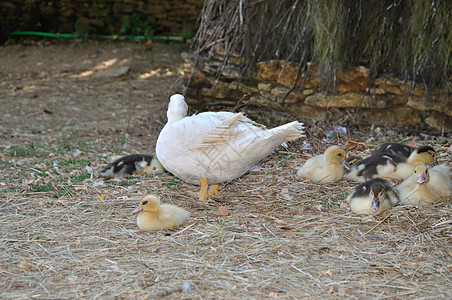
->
[371, 142, 414, 158]
[344, 155, 397, 182]
[99, 154, 165, 179]
[297, 145, 347, 183]
[397, 164, 452, 206]
[347, 178, 400, 216]
[344, 146, 437, 182]
[371, 143, 436, 165]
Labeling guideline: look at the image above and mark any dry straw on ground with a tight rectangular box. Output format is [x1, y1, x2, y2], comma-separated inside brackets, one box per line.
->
[1, 137, 451, 299]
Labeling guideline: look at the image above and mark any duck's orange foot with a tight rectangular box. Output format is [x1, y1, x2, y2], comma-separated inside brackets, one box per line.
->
[199, 178, 209, 201]
[209, 184, 219, 197]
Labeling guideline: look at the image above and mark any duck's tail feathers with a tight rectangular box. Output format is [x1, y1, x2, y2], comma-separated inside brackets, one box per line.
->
[270, 121, 305, 144]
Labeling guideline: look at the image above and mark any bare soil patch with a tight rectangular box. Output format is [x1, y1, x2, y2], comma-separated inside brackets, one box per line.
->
[0, 41, 451, 299]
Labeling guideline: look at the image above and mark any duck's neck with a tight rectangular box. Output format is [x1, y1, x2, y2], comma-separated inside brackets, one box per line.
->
[167, 110, 187, 124]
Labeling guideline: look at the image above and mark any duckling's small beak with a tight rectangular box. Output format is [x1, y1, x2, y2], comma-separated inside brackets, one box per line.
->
[371, 198, 380, 212]
[340, 159, 350, 171]
[416, 173, 426, 184]
[133, 206, 143, 213]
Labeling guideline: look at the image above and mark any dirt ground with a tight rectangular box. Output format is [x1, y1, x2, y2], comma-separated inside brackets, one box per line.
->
[0, 40, 451, 299]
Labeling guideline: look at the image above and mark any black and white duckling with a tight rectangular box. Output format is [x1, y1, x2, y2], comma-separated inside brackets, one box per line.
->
[347, 178, 400, 216]
[99, 154, 165, 179]
[344, 155, 397, 182]
[133, 195, 190, 231]
[371, 142, 414, 158]
[397, 164, 452, 206]
[297, 145, 347, 183]
[344, 146, 437, 182]
[371, 143, 436, 165]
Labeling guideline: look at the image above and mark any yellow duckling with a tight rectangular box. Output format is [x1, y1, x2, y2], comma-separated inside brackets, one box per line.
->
[297, 146, 347, 183]
[397, 164, 452, 206]
[133, 195, 190, 231]
[347, 178, 400, 216]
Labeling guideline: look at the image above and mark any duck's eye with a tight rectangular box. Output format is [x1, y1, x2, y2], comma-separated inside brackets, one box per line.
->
[142, 200, 148, 205]
[338, 153, 342, 157]
[425, 169, 428, 173]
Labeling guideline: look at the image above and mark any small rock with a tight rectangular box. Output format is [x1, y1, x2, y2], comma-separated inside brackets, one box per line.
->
[94, 66, 130, 78]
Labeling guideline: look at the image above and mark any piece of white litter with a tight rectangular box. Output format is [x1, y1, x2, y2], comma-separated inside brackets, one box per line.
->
[92, 181, 105, 187]
[85, 166, 93, 173]
[73, 149, 82, 157]
[182, 281, 192, 293]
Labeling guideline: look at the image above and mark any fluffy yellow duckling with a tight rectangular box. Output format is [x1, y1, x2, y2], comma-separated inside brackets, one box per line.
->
[345, 146, 436, 182]
[397, 164, 452, 206]
[347, 178, 400, 216]
[297, 146, 347, 183]
[133, 195, 190, 231]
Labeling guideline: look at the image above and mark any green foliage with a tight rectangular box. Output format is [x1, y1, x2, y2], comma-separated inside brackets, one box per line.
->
[180, 29, 193, 39]
[74, 19, 89, 38]
[59, 159, 91, 167]
[30, 182, 54, 192]
[119, 13, 155, 37]
[4, 143, 49, 157]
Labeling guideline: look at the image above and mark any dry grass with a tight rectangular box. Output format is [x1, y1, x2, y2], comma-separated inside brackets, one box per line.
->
[1, 137, 451, 299]
[1, 41, 451, 299]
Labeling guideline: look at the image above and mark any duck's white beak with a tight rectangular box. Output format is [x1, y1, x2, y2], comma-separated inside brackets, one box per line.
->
[133, 206, 143, 213]
[371, 198, 380, 212]
[416, 173, 426, 184]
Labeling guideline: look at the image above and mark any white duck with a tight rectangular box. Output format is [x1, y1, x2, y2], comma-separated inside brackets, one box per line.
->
[156, 94, 304, 200]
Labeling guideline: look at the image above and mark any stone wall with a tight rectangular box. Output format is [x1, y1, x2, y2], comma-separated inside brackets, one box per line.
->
[0, 0, 204, 36]
[179, 45, 452, 133]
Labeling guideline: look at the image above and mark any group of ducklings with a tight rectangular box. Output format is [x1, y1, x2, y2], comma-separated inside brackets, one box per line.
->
[103, 142, 450, 232]
[297, 142, 452, 216]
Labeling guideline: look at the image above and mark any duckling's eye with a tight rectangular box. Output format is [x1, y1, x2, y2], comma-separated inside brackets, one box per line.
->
[142, 200, 148, 205]
[338, 153, 342, 157]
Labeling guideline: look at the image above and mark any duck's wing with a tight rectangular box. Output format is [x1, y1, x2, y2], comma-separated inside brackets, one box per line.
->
[191, 112, 266, 150]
